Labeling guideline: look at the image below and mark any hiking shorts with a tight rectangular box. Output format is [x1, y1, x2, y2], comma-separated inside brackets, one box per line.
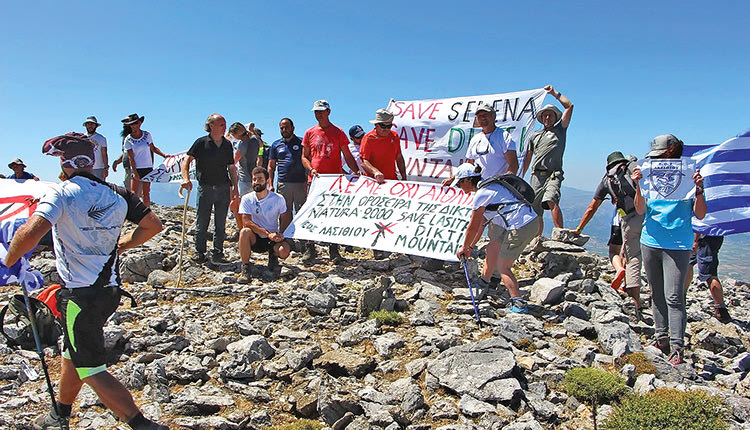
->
[531, 170, 563, 210]
[489, 217, 540, 261]
[689, 235, 723, 281]
[57, 286, 121, 379]
[251, 236, 274, 253]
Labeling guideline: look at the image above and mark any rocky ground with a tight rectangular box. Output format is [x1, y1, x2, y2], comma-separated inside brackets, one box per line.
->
[1, 204, 749, 430]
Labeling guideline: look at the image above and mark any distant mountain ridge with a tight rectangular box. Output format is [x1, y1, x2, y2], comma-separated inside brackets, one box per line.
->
[148, 182, 749, 280]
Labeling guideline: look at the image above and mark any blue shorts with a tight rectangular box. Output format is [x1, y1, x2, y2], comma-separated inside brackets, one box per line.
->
[689, 235, 723, 281]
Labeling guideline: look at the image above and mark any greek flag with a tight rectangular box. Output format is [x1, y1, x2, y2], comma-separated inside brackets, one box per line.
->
[688, 129, 750, 236]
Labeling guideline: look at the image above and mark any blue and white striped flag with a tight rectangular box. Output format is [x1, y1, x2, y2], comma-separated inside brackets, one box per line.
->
[689, 129, 750, 236]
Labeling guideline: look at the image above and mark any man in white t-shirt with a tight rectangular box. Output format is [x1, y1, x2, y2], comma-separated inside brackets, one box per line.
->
[83, 116, 108, 180]
[442, 103, 518, 185]
[237, 166, 291, 282]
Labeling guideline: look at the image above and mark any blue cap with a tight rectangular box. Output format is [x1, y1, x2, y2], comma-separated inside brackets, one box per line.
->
[349, 125, 365, 138]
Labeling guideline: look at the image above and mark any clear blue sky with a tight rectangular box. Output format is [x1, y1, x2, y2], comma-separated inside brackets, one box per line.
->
[1, 1, 748, 192]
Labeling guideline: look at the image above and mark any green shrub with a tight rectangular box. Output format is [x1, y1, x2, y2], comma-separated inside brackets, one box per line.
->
[563, 367, 629, 429]
[266, 419, 325, 430]
[618, 351, 657, 376]
[604, 388, 728, 430]
[369, 310, 402, 326]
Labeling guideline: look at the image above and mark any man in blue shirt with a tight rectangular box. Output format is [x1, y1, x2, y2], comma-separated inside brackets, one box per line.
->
[268, 117, 308, 233]
[7, 158, 39, 180]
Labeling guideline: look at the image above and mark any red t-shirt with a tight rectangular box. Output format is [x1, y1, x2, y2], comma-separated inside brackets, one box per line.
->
[360, 129, 402, 180]
[302, 124, 349, 179]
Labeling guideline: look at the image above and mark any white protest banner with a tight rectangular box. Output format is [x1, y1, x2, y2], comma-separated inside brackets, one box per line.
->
[638, 157, 697, 200]
[386, 88, 547, 182]
[141, 151, 195, 183]
[284, 175, 474, 261]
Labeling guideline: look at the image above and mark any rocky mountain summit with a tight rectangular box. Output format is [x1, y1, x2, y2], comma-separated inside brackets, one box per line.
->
[1, 204, 749, 429]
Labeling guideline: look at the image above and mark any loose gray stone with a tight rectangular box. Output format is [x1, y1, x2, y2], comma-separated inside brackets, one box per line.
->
[529, 278, 565, 305]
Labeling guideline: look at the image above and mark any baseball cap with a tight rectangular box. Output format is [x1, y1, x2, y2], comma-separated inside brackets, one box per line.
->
[451, 162, 482, 187]
[349, 125, 365, 138]
[311, 100, 330, 111]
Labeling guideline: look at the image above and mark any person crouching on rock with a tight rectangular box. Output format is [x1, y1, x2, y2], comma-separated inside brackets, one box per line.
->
[454, 163, 540, 314]
[4, 133, 167, 430]
[237, 166, 291, 283]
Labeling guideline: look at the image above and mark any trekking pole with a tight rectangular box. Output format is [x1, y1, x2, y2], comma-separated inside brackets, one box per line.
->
[460, 256, 482, 326]
[177, 187, 191, 287]
[19, 285, 68, 430]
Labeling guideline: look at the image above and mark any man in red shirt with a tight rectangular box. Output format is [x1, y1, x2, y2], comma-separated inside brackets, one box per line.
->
[301, 99, 360, 264]
[360, 109, 407, 184]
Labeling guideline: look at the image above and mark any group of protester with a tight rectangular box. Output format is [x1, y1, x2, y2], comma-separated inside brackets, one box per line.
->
[0, 85, 734, 429]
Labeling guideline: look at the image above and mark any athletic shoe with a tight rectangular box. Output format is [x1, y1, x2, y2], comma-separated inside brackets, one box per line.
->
[611, 269, 626, 291]
[713, 306, 732, 324]
[329, 244, 344, 265]
[668, 348, 684, 366]
[190, 252, 207, 264]
[648, 337, 670, 356]
[301, 243, 317, 263]
[32, 410, 68, 430]
[489, 276, 503, 290]
[509, 297, 529, 314]
[237, 263, 252, 284]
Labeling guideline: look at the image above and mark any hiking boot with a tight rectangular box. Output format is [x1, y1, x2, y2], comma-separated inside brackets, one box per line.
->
[648, 337, 670, 356]
[32, 410, 68, 430]
[668, 348, 684, 366]
[470, 277, 491, 298]
[133, 421, 169, 430]
[509, 297, 529, 314]
[489, 276, 503, 291]
[190, 252, 207, 264]
[301, 243, 317, 264]
[210, 252, 229, 265]
[713, 305, 732, 323]
[329, 244, 343, 265]
[268, 252, 280, 271]
[237, 263, 252, 284]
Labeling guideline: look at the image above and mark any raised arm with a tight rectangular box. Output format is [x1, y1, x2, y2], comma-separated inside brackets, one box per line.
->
[545, 85, 573, 128]
[693, 170, 707, 220]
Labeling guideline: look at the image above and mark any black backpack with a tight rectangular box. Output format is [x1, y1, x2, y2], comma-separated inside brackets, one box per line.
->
[477, 173, 539, 215]
[0, 294, 62, 351]
[605, 161, 637, 218]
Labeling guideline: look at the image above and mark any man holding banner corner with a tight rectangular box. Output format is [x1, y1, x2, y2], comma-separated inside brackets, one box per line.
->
[360, 109, 407, 184]
[522, 85, 573, 232]
[301, 99, 360, 264]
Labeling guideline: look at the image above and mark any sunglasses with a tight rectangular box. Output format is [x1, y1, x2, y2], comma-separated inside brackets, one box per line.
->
[376, 123, 393, 129]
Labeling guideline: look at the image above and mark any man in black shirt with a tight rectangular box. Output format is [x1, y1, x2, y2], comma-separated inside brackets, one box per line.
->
[180, 113, 239, 264]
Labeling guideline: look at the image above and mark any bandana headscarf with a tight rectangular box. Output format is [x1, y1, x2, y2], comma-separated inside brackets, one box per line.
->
[42, 132, 95, 169]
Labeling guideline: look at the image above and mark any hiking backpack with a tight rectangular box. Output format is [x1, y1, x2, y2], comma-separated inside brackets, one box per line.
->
[0, 292, 62, 351]
[605, 160, 638, 218]
[476, 173, 540, 226]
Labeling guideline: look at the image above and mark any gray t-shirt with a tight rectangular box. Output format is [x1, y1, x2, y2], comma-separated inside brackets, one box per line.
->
[528, 122, 567, 172]
[237, 136, 260, 182]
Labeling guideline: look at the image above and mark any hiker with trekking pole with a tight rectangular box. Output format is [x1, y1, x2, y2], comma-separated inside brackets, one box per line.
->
[454, 162, 540, 314]
[3, 132, 168, 430]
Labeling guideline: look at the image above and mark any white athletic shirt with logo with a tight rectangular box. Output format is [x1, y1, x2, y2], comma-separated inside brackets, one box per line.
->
[87, 132, 108, 169]
[466, 127, 516, 178]
[472, 183, 537, 230]
[238, 191, 287, 237]
[123, 130, 154, 169]
[34, 174, 148, 288]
